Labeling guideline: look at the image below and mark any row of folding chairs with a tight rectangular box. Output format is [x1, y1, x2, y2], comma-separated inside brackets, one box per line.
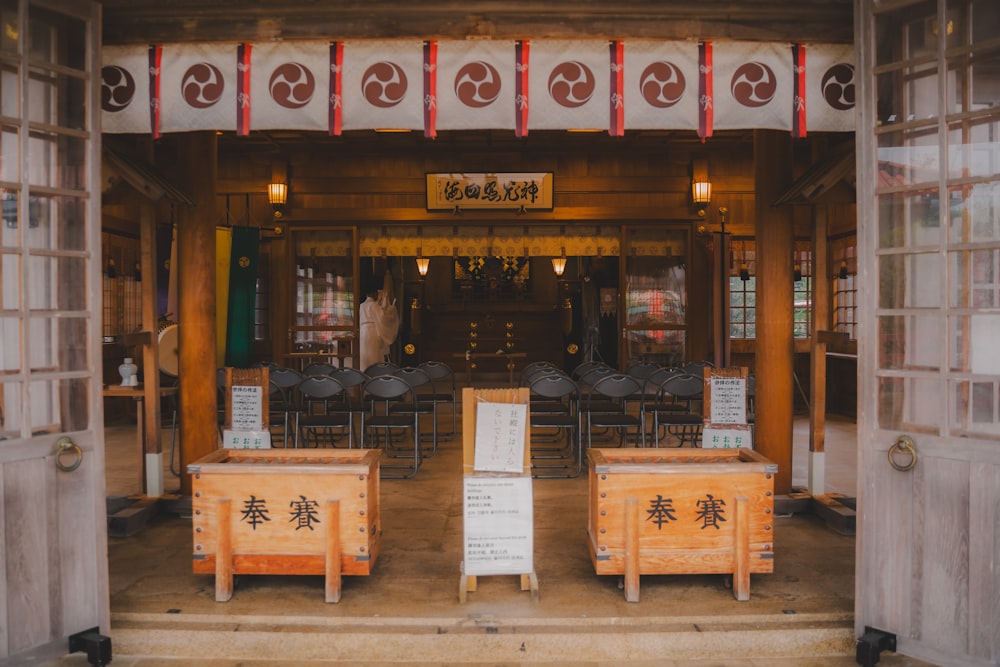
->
[221, 361, 457, 479]
[520, 360, 717, 474]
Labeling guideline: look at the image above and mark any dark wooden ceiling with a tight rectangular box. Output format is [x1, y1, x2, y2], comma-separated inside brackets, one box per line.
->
[99, 1, 854, 45]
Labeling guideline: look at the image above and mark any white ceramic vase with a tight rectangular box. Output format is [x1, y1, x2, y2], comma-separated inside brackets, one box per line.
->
[118, 357, 138, 387]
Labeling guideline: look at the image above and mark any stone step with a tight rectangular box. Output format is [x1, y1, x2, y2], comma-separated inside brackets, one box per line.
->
[110, 611, 855, 663]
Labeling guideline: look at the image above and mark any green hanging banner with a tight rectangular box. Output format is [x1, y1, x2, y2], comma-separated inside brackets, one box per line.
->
[225, 226, 260, 368]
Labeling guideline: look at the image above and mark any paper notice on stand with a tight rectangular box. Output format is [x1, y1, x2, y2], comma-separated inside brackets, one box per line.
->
[473, 401, 527, 473]
[708, 376, 747, 424]
[230, 385, 264, 430]
[463, 475, 533, 576]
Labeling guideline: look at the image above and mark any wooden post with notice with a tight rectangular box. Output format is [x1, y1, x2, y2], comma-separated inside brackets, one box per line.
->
[458, 387, 539, 602]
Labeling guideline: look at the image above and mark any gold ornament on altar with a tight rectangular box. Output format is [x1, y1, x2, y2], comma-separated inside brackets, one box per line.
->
[239, 256, 250, 268]
[404, 343, 415, 355]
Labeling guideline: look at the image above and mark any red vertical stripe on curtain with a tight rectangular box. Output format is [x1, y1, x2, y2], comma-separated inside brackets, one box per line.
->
[424, 40, 438, 138]
[610, 40, 624, 136]
[237, 43, 251, 136]
[698, 41, 713, 141]
[149, 45, 162, 138]
[330, 42, 343, 136]
[793, 43, 807, 137]
[516, 40, 529, 137]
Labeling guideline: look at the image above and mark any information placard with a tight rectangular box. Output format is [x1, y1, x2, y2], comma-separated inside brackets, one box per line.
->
[230, 385, 264, 430]
[473, 401, 528, 473]
[708, 376, 747, 424]
[463, 475, 534, 576]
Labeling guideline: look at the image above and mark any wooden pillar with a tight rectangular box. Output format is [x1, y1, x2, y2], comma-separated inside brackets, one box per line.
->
[753, 130, 794, 495]
[139, 201, 163, 496]
[171, 132, 218, 496]
[809, 207, 830, 495]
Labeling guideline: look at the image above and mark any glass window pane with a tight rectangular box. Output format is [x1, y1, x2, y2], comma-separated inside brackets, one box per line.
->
[948, 121, 1000, 181]
[948, 181, 1000, 243]
[625, 329, 684, 367]
[879, 252, 942, 309]
[27, 254, 85, 310]
[0, 250, 17, 309]
[971, 0, 999, 45]
[878, 190, 942, 248]
[950, 248, 1000, 308]
[27, 131, 87, 190]
[0, 62, 18, 121]
[27, 67, 86, 130]
[951, 378, 1000, 439]
[28, 315, 87, 373]
[877, 131, 941, 190]
[29, 377, 89, 434]
[28, 6, 86, 71]
[0, 125, 18, 182]
[26, 195, 87, 251]
[1, 379, 21, 438]
[878, 376, 942, 433]
[625, 256, 686, 328]
[879, 314, 943, 371]
[0, 314, 19, 374]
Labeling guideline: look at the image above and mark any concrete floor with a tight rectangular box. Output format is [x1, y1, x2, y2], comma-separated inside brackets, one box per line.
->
[49, 397, 939, 666]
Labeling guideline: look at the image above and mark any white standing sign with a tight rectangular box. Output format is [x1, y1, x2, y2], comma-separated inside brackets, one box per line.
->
[463, 475, 534, 576]
[473, 401, 528, 473]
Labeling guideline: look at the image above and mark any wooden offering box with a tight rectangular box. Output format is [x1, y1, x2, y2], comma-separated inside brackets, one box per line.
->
[587, 448, 776, 602]
[188, 449, 381, 603]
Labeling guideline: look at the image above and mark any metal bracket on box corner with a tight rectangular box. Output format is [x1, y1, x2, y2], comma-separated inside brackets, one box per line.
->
[68, 626, 112, 667]
[855, 626, 896, 667]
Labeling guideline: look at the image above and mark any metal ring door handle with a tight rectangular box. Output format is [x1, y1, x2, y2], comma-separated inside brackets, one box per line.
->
[54, 437, 83, 473]
[888, 435, 917, 472]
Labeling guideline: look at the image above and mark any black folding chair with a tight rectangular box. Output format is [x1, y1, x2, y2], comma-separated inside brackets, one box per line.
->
[584, 373, 644, 449]
[268, 367, 304, 448]
[393, 366, 439, 456]
[361, 374, 421, 478]
[295, 375, 353, 448]
[651, 372, 705, 447]
[528, 373, 582, 478]
[418, 360, 457, 439]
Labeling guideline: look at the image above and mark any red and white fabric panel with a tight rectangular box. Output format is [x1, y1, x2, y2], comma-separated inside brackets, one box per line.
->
[712, 41, 793, 132]
[158, 43, 239, 133]
[527, 40, 610, 131]
[435, 40, 517, 131]
[101, 45, 151, 134]
[805, 43, 856, 133]
[622, 40, 700, 131]
[249, 41, 329, 132]
[338, 40, 425, 131]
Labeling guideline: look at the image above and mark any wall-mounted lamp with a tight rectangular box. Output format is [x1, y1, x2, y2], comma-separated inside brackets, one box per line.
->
[267, 182, 287, 206]
[838, 260, 849, 280]
[269, 161, 289, 217]
[415, 256, 430, 277]
[551, 256, 567, 277]
[691, 158, 712, 215]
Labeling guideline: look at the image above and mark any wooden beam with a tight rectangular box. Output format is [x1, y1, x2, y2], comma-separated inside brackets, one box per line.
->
[102, 1, 854, 45]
